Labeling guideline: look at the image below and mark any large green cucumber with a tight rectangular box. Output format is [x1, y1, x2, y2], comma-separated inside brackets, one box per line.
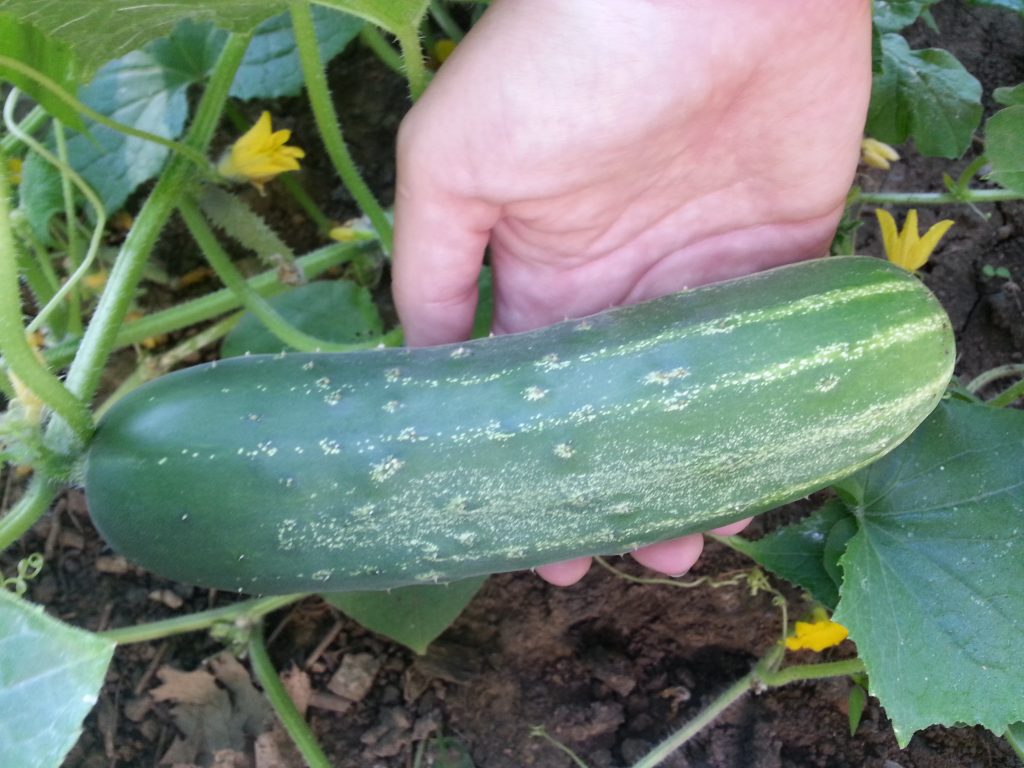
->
[84, 256, 954, 594]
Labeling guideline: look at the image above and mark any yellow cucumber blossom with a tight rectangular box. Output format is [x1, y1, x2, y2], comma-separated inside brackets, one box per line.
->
[217, 112, 305, 192]
[875, 208, 953, 272]
[860, 137, 900, 171]
[6, 157, 23, 185]
[785, 607, 849, 653]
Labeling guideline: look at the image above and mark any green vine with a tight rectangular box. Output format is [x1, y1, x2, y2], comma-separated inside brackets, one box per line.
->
[289, 0, 395, 254]
[179, 196, 402, 353]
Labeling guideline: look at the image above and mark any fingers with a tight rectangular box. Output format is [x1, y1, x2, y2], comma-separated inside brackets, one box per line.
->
[710, 517, 753, 537]
[392, 117, 500, 347]
[535, 556, 593, 587]
[629, 535, 705, 577]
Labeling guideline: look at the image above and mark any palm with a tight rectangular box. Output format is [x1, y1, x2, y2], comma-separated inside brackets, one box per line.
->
[392, 0, 873, 583]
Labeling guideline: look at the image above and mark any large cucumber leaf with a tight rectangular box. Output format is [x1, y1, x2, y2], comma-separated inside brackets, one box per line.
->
[872, 0, 942, 32]
[316, 0, 429, 35]
[834, 399, 1024, 746]
[0, 0, 423, 87]
[0, 14, 83, 129]
[0, 0, 285, 82]
[323, 577, 486, 655]
[231, 7, 363, 100]
[0, 589, 115, 768]
[17, 20, 222, 234]
[867, 33, 982, 158]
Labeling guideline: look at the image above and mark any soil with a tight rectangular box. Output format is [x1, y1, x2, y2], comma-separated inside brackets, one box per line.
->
[3, 2, 1024, 767]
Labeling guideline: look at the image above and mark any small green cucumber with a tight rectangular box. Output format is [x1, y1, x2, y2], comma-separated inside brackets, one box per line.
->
[84, 256, 954, 594]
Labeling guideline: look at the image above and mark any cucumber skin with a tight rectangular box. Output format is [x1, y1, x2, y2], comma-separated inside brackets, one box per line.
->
[85, 257, 954, 594]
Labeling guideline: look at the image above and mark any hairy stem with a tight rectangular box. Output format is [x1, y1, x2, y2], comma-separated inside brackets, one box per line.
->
[395, 25, 429, 100]
[249, 623, 333, 768]
[359, 26, 406, 76]
[430, 0, 465, 41]
[50, 34, 249, 448]
[290, 0, 394, 254]
[0, 158, 93, 443]
[0, 473, 59, 552]
[43, 241, 377, 368]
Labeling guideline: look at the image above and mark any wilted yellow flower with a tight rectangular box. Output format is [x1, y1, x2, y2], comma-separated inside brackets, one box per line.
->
[217, 112, 305, 192]
[875, 208, 954, 272]
[860, 138, 901, 171]
[785, 608, 849, 653]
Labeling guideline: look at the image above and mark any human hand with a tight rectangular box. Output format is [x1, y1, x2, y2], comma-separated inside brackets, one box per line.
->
[392, 0, 873, 585]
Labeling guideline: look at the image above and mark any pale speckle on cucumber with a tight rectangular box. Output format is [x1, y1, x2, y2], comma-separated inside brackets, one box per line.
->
[370, 456, 404, 483]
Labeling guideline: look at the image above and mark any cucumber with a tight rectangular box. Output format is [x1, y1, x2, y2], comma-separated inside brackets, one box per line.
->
[84, 257, 954, 594]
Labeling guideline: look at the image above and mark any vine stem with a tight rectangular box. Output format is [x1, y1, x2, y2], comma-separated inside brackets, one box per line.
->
[631, 648, 865, 768]
[852, 188, 1022, 206]
[289, 0, 394, 254]
[0, 473, 59, 552]
[966, 363, 1024, 394]
[249, 622, 333, 768]
[430, 0, 465, 41]
[395, 25, 429, 101]
[43, 33, 250, 461]
[43, 240, 376, 368]
[359, 26, 406, 76]
[0, 155, 93, 443]
[179, 196, 402, 353]
[99, 594, 304, 645]
[990, 377, 1024, 408]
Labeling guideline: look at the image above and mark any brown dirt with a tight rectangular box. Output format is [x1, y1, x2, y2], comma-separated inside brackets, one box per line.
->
[2, 2, 1023, 767]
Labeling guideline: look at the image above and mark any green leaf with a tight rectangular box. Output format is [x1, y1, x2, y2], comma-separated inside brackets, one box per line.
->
[0, 14, 83, 129]
[21, 20, 225, 231]
[0, 589, 115, 768]
[0, 0, 287, 82]
[220, 280, 383, 357]
[872, 0, 942, 32]
[728, 499, 852, 608]
[834, 399, 1024, 746]
[867, 33, 982, 158]
[314, 0, 429, 34]
[231, 7, 362, 100]
[848, 684, 868, 736]
[322, 577, 486, 654]
[994, 83, 1024, 106]
[985, 105, 1024, 194]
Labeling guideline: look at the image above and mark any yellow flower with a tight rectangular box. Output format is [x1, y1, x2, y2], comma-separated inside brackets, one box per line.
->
[860, 138, 901, 171]
[217, 112, 305, 192]
[875, 208, 953, 272]
[5, 156, 23, 185]
[785, 607, 849, 653]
